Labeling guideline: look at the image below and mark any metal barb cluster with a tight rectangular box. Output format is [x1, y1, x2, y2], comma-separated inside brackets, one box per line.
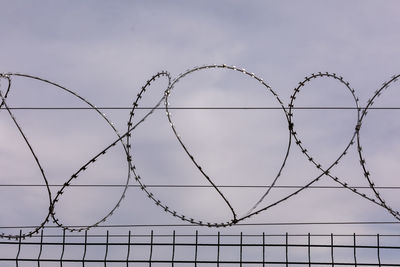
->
[0, 65, 400, 238]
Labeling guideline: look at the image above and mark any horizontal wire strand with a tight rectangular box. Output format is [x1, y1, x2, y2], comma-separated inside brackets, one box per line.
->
[2, 241, 400, 250]
[0, 184, 399, 189]
[1, 221, 400, 229]
[2, 259, 400, 266]
[2, 106, 400, 110]
[6, 233, 400, 238]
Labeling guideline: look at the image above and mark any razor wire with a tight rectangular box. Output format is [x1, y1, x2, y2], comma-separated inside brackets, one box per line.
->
[1, 64, 400, 239]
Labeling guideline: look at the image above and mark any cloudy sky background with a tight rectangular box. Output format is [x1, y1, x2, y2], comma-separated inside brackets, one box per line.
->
[1, 0, 400, 263]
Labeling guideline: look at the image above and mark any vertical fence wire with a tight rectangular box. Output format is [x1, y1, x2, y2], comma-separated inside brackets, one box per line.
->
[377, 234, 381, 267]
[16, 230, 22, 267]
[82, 230, 87, 267]
[104, 231, 109, 267]
[286, 232, 289, 267]
[308, 233, 311, 267]
[126, 230, 131, 267]
[149, 230, 153, 267]
[240, 232, 243, 267]
[262, 232, 266, 267]
[37, 230, 43, 267]
[354, 233, 357, 267]
[172, 230, 175, 267]
[194, 230, 198, 267]
[217, 232, 220, 267]
[60, 229, 65, 267]
[331, 233, 334, 267]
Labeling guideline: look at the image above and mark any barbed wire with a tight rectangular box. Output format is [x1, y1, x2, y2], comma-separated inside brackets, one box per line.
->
[1, 64, 399, 239]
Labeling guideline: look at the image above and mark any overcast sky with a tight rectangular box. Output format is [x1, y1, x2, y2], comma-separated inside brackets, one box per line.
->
[1, 1, 400, 252]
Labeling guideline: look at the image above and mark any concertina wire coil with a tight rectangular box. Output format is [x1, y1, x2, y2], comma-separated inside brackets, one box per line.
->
[0, 64, 399, 239]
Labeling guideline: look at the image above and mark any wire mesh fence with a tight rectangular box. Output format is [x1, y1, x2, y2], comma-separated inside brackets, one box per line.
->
[1, 230, 399, 266]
